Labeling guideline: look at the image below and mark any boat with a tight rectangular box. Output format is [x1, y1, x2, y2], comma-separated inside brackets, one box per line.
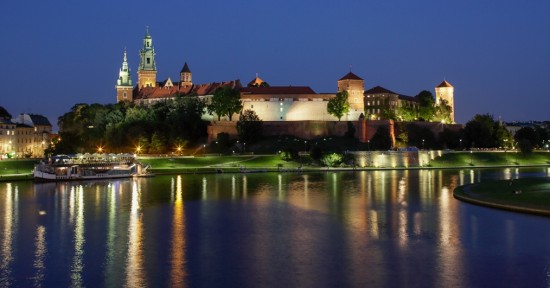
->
[34, 153, 152, 181]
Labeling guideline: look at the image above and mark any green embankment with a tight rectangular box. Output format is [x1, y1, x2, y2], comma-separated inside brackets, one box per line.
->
[454, 178, 550, 215]
[140, 155, 300, 173]
[430, 151, 550, 167]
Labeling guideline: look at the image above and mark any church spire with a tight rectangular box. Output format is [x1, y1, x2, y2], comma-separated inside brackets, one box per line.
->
[138, 26, 157, 88]
[116, 49, 133, 102]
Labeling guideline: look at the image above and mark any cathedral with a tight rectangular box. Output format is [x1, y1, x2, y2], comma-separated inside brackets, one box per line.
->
[116, 28, 455, 124]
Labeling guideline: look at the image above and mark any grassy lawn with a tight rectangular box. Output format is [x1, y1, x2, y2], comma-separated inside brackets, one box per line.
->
[140, 155, 303, 173]
[430, 151, 550, 167]
[454, 177, 550, 213]
[0, 159, 37, 175]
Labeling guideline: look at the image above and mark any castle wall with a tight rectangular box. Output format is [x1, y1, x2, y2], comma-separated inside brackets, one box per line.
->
[207, 120, 394, 144]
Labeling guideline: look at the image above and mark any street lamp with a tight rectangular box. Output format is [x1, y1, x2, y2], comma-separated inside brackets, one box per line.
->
[422, 139, 425, 150]
[368, 140, 370, 151]
[304, 140, 307, 153]
[243, 142, 246, 153]
[459, 139, 462, 150]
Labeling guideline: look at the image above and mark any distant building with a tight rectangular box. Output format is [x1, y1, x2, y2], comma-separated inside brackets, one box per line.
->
[115, 28, 240, 106]
[0, 109, 52, 158]
[114, 28, 457, 140]
[12, 114, 52, 157]
[364, 86, 420, 120]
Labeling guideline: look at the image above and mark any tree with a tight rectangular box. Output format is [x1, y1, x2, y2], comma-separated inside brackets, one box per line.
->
[207, 86, 242, 121]
[321, 153, 343, 167]
[416, 90, 435, 121]
[514, 127, 539, 153]
[236, 109, 263, 143]
[433, 98, 453, 124]
[464, 114, 499, 148]
[327, 91, 350, 121]
[149, 132, 166, 154]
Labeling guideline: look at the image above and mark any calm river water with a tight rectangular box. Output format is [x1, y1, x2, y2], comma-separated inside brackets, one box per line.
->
[1, 167, 550, 287]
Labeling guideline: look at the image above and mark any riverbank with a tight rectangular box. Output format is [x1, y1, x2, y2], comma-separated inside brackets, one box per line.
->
[454, 178, 550, 216]
[1, 152, 550, 182]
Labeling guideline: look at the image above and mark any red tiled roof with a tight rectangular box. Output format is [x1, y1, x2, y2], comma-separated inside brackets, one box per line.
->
[134, 80, 242, 100]
[240, 86, 316, 95]
[437, 80, 453, 88]
[338, 72, 363, 81]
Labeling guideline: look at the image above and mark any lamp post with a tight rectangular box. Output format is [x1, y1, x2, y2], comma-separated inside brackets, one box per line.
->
[367, 140, 370, 151]
[422, 139, 425, 150]
[304, 140, 307, 154]
[243, 142, 246, 153]
[504, 139, 508, 164]
[459, 139, 462, 151]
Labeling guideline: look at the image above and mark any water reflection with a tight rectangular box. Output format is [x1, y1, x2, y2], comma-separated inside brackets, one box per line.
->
[32, 225, 47, 287]
[126, 179, 145, 287]
[170, 176, 186, 287]
[0, 167, 549, 287]
[70, 185, 85, 287]
[0, 183, 17, 287]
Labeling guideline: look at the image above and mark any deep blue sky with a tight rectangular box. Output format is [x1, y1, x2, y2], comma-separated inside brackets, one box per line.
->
[2, 0, 549, 130]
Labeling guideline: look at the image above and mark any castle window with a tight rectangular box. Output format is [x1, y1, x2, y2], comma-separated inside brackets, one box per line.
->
[251, 105, 254, 109]
[147, 58, 150, 64]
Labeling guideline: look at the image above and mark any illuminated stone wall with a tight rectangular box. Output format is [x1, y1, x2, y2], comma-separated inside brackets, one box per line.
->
[207, 119, 394, 143]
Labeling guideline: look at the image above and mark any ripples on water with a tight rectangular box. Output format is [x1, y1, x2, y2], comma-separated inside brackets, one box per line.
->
[1, 168, 550, 287]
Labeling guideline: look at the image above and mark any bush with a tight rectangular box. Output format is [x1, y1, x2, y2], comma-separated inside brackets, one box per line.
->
[321, 153, 343, 167]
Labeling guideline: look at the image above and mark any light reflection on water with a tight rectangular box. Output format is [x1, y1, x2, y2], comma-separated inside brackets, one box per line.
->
[0, 168, 549, 287]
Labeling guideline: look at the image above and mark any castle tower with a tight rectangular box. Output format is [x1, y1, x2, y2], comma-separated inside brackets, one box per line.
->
[435, 80, 455, 123]
[180, 62, 192, 87]
[337, 71, 365, 120]
[116, 49, 133, 102]
[138, 27, 157, 88]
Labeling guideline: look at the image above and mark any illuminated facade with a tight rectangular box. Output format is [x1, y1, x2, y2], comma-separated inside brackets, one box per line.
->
[435, 80, 455, 123]
[364, 86, 420, 120]
[0, 109, 52, 158]
[115, 28, 455, 125]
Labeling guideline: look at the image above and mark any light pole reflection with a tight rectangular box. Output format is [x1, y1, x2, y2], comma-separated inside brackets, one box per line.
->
[1, 184, 17, 287]
[170, 176, 187, 287]
[126, 180, 144, 287]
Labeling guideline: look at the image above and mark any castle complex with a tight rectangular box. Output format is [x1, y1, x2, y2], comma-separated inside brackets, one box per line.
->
[116, 29, 455, 139]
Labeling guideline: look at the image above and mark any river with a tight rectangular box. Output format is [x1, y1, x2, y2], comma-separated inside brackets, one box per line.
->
[1, 167, 550, 287]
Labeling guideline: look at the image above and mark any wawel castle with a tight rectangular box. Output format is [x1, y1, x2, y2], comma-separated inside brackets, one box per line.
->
[116, 29, 455, 142]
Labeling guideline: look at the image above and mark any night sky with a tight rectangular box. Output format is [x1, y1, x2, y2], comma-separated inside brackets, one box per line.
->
[2, 0, 549, 130]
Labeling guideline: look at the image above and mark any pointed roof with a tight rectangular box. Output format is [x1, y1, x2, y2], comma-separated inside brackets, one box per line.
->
[181, 62, 191, 73]
[145, 26, 151, 38]
[247, 74, 265, 87]
[437, 80, 453, 88]
[339, 72, 363, 81]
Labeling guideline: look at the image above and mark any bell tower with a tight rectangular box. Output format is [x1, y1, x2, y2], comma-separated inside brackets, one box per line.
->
[116, 49, 133, 102]
[138, 27, 157, 88]
[180, 62, 192, 87]
[435, 80, 455, 123]
[337, 71, 365, 120]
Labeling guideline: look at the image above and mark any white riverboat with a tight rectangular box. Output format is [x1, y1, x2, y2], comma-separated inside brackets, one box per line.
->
[34, 153, 151, 181]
